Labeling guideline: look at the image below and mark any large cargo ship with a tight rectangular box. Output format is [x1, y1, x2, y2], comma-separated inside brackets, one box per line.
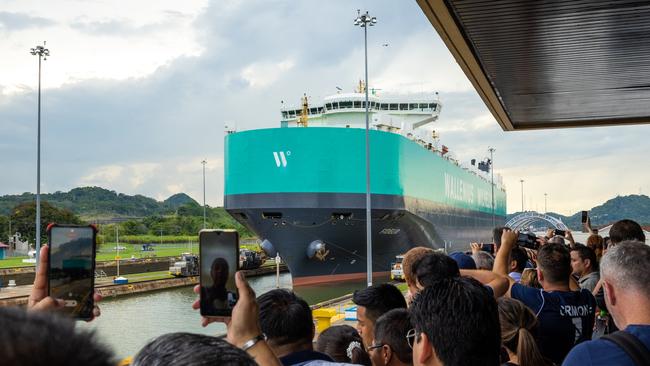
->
[224, 84, 506, 286]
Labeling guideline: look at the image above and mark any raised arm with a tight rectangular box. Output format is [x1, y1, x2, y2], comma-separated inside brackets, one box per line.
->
[460, 269, 509, 298]
[492, 229, 518, 297]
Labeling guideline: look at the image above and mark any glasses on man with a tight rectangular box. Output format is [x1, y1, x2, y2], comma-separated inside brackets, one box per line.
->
[367, 343, 384, 352]
[406, 328, 417, 349]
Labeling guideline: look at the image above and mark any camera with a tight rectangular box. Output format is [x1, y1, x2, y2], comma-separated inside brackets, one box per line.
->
[517, 232, 539, 250]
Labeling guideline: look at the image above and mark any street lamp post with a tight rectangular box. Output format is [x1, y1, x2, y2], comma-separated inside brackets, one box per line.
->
[201, 160, 207, 229]
[354, 10, 377, 287]
[520, 179, 525, 212]
[488, 147, 495, 228]
[30, 42, 50, 264]
[544, 193, 548, 213]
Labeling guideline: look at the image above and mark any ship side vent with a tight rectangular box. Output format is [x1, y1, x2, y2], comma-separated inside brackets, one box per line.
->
[262, 212, 283, 219]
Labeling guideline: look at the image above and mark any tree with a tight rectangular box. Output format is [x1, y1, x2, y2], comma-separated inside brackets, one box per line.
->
[10, 201, 83, 244]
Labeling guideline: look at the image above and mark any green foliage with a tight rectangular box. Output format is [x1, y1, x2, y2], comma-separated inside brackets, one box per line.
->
[9, 201, 83, 244]
[0, 215, 9, 241]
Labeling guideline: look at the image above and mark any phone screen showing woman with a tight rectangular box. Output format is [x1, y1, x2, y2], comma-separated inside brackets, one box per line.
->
[199, 230, 239, 317]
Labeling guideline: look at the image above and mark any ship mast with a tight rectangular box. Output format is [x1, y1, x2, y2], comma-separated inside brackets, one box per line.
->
[298, 93, 309, 127]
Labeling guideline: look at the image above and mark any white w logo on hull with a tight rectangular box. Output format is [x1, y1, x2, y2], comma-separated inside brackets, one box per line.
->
[273, 151, 288, 167]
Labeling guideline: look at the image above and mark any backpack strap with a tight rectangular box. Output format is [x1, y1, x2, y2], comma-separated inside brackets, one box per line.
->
[601, 331, 650, 366]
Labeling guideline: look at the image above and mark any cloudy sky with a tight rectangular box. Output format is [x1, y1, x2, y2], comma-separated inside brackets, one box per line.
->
[1, 0, 649, 215]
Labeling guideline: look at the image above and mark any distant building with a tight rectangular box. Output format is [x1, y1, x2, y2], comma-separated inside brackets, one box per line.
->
[7, 232, 31, 257]
[0, 242, 9, 259]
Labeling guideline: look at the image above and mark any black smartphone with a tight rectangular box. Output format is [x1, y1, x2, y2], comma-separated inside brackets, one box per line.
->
[47, 224, 97, 320]
[554, 229, 566, 237]
[199, 229, 239, 317]
[581, 211, 588, 223]
[480, 243, 494, 255]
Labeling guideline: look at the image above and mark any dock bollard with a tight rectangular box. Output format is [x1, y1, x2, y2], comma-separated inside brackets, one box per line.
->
[312, 308, 337, 333]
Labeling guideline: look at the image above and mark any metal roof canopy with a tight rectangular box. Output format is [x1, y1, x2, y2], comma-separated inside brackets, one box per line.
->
[417, 0, 650, 131]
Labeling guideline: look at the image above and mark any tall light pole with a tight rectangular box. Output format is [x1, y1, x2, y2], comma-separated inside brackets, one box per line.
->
[30, 42, 49, 263]
[201, 160, 207, 229]
[520, 179, 525, 212]
[544, 193, 548, 213]
[354, 10, 377, 287]
[488, 147, 495, 228]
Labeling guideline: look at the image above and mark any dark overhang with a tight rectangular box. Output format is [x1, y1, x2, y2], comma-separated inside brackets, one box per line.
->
[417, 0, 650, 131]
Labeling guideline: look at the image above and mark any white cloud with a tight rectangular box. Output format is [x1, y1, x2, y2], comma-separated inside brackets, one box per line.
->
[0, 0, 208, 95]
[240, 59, 295, 88]
[79, 165, 124, 186]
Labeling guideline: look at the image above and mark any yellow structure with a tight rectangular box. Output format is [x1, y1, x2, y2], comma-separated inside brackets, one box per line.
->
[312, 307, 338, 333]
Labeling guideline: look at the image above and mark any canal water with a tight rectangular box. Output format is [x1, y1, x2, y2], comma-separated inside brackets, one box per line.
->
[79, 273, 372, 360]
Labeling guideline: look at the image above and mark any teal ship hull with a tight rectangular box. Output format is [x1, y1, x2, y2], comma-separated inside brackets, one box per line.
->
[224, 127, 506, 285]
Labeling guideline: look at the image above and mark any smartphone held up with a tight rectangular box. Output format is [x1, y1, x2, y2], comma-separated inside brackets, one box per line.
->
[47, 224, 97, 320]
[199, 229, 239, 317]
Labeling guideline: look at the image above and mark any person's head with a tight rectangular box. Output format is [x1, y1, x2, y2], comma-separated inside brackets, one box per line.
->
[210, 257, 229, 286]
[520, 268, 541, 289]
[497, 298, 546, 366]
[315, 325, 371, 366]
[448, 252, 476, 270]
[510, 246, 528, 274]
[0, 307, 114, 366]
[414, 252, 460, 290]
[600, 240, 650, 329]
[547, 235, 565, 245]
[609, 219, 646, 245]
[258, 289, 314, 355]
[536, 243, 571, 288]
[570, 245, 598, 277]
[369, 309, 412, 366]
[133, 332, 256, 366]
[409, 277, 500, 366]
[586, 234, 604, 258]
[353, 284, 407, 348]
[472, 251, 494, 270]
[402, 247, 435, 293]
[493, 226, 507, 250]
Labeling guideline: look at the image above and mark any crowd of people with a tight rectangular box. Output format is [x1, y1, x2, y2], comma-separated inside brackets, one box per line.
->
[2, 218, 649, 366]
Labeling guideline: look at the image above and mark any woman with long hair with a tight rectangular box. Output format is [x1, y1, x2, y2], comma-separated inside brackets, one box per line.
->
[315, 325, 371, 366]
[497, 298, 549, 366]
[586, 234, 604, 261]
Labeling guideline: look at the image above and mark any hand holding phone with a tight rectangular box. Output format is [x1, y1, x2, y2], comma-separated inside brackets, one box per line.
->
[200, 230, 239, 317]
[47, 224, 97, 320]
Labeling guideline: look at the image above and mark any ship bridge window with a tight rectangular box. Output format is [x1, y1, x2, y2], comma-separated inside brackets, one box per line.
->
[399, 103, 408, 110]
[310, 107, 318, 114]
[409, 103, 418, 110]
[339, 101, 352, 109]
[353, 101, 361, 108]
[332, 102, 339, 109]
[294, 109, 302, 116]
[282, 111, 289, 118]
[370, 101, 376, 109]
[317, 107, 324, 113]
[325, 103, 332, 110]
[288, 111, 295, 117]
[380, 103, 388, 110]
[419, 103, 429, 110]
[429, 103, 437, 110]
[389, 103, 398, 110]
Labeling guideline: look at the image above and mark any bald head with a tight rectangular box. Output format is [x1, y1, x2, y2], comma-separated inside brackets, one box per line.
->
[601, 241, 650, 297]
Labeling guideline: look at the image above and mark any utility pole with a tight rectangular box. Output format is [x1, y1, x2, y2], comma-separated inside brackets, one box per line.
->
[354, 9, 377, 287]
[520, 179, 525, 212]
[488, 147, 495, 228]
[30, 42, 50, 264]
[201, 160, 207, 229]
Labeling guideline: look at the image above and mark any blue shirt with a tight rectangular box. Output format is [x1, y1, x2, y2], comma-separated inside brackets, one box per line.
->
[511, 283, 597, 364]
[562, 325, 650, 366]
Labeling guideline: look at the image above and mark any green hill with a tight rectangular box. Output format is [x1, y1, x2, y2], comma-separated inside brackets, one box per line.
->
[0, 186, 185, 218]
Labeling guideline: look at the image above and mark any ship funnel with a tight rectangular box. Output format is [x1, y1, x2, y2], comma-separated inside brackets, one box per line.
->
[260, 239, 277, 258]
[306, 240, 329, 260]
